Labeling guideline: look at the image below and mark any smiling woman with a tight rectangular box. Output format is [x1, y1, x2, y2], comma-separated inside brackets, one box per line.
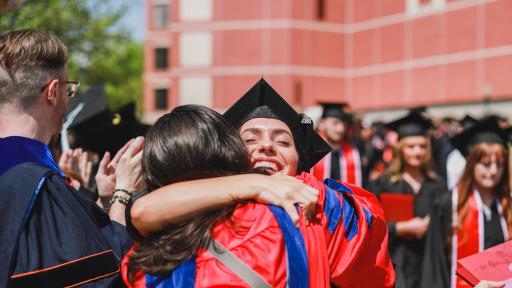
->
[117, 79, 396, 287]
[368, 111, 447, 288]
[240, 117, 299, 176]
[422, 117, 512, 288]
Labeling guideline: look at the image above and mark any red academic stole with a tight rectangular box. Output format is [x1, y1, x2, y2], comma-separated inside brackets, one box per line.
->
[310, 141, 362, 186]
[450, 189, 510, 288]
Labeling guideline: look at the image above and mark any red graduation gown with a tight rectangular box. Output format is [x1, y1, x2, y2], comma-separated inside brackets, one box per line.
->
[310, 141, 363, 186]
[121, 172, 395, 287]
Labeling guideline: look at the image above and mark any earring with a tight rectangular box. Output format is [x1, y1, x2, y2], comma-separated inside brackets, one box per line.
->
[48, 91, 56, 102]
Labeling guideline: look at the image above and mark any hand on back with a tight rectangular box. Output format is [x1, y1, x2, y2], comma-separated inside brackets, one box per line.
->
[234, 174, 320, 226]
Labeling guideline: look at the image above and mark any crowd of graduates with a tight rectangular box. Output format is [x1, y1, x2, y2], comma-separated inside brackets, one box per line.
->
[313, 103, 512, 288]
[56, 81, 512, 288]
[2, 29, 511, 288]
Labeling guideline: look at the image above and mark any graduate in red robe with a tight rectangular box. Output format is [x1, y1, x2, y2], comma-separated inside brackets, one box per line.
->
[311, 103, 363, 186]
[421, 117, 512, 288]
[120, 79, 395, 287]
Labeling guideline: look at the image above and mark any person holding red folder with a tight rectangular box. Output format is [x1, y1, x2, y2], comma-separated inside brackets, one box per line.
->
[368, 111, 448, 288]
[421, 116, 512, 288]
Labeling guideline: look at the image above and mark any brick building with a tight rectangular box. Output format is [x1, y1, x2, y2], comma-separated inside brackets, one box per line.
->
[143, 0, 512, 123]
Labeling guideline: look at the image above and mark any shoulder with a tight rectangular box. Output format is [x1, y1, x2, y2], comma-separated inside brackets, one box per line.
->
[213, 202, 282, 247]
[425, 177, 448, 194]
[368, 173, 393, 192]
[432, 191, 452, 214]
[296, 172, 325, 190]
[375, 173, 392, 185]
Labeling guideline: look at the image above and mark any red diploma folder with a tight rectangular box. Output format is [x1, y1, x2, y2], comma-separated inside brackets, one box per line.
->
[457, 240, 512, 287]
[379, 193, 414, 222]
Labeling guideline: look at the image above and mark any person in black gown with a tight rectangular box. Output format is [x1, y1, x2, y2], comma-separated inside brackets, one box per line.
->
[368, 112, 448, 288]
[421, 117, 512, 288]
[0, 30, 132, 287]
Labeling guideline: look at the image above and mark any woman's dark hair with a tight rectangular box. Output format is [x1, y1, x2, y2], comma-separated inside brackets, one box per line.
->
[128, 104, 253, 277]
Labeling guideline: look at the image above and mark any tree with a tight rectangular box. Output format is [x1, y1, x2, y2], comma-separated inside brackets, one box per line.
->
[0, 0, 143, 111]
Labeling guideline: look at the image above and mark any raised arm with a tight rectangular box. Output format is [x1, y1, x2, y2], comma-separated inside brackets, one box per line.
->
[129, 174, 317, 236]
[116, 168, 319, 237]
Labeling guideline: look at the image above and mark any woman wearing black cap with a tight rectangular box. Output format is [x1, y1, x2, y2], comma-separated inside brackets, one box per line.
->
[117, 79, 395, 287]
[421, 117, 512, 288]
[368, 112, 448, 288]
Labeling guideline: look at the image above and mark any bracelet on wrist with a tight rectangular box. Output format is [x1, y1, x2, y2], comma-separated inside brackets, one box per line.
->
[113, 188, 132, 196]
[109, 194, 130, 206]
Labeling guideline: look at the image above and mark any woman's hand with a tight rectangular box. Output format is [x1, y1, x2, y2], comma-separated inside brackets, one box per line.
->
[395, 216, 430, 239]
[114, 136, 145, 193]
[95, 139, 136, 198]
[230, 174, 320, 226]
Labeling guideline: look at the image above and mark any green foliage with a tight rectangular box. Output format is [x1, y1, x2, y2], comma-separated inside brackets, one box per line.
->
[0, 0, 143, 111]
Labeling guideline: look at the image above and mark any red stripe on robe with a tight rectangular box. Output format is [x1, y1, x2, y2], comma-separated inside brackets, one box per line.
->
[451, 190, 511, 288]
[310, 141, 362, 186]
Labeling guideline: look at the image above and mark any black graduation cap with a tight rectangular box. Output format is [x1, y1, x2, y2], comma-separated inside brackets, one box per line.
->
[409, 105, 428, 115]
[66, 85, 110, 130]
[223, 78, 332, 173]
[451, 116, 509, 156]
[114, 102, 137, 123]
[66, 86, 149, 155]
[385, 111, 434, 140]
[92, 120, 150, 156]
[505, 126, 512, 143]
[460, 115, 477, 130]
[319, 102, 353, 122]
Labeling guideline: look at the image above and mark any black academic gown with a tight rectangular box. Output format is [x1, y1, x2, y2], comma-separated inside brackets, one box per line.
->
[420, 193, 506, 288]
[0, 136, 132, 287]
[368, 173, 447, 288]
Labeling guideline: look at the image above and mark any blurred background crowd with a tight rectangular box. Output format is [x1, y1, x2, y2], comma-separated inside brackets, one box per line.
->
[2, 0, 512, 287]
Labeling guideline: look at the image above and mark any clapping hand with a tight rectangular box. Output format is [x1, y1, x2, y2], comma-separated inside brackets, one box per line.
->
[114, 136, 145, 193]
[59, 148, 93, 189]
[95, 139, 136, 198]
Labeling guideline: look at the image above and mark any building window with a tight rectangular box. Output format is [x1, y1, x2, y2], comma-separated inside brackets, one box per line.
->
[180, 0, 212, 21]
[155, 48, 168, 70]
[153, 4, 168, 29]
[179, 33, 212, 67]
[155, 89, 168, 110]
[316, 0, 325, 20]
[406, 0, 445, 15]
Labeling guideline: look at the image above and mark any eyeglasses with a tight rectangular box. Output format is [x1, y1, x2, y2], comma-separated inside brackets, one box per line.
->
[63, 80, 80, 98]
[41, 80, 80, 98]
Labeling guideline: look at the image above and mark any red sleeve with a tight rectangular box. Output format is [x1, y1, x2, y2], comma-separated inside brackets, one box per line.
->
[298, 173, 395, 288]
[120, 244, 147, 288]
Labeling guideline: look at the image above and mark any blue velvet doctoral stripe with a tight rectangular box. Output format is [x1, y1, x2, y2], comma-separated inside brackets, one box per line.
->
[0, 136, 63, 177]
[323, 178, 359, 240]
[363, 207, 373, 228]
[323, 179, 374, 228]
[324, 186, 342, 235]
[18, 172, 54, 239]
[323, 178, 354, 195]
[8, 170, 54, 278]
[268, 205, 309, 288]
[145, 256, 196, 288]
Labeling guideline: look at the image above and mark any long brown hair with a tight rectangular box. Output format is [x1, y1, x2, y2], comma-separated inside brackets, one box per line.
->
[128, 105, 253, 278]
[456, 143, 512, 234]
[386, 136, 437, 183]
